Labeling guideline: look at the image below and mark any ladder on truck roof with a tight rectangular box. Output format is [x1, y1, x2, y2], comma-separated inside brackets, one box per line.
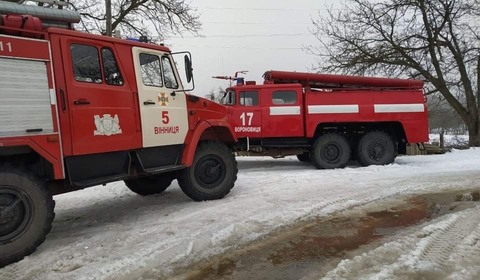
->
[0, 0, 80, 30]
[263, 70, 424, 90]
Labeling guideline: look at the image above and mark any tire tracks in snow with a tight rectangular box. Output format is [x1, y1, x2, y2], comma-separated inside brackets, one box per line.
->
[322, 205, 480, 280]
[411, 206, 480, 273]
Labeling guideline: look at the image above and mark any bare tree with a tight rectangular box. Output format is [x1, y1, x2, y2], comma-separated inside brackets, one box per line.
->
[428, 94, 466, 148]
[308, 0, 480, 146]
[33, 0, 202, 39]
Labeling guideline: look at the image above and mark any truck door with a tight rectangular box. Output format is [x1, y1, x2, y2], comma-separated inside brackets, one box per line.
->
[262, 86, 304, 138]
[132, 47, 189, 148]
[61, 38, 138, 155]
[228, 90, 262, 138]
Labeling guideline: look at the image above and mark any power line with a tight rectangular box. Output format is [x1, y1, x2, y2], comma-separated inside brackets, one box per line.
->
[169, 33, 310, 39]
[167, 45, 304, 50]
[198, 7, 339, 11]
[203, 21, 312, 25]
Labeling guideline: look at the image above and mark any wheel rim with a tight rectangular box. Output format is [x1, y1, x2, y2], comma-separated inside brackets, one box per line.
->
[367, 142, 386, 162]
[0, 187, 34, 243]
[194, 155, 226, 189]
[321, 143, 341, 162]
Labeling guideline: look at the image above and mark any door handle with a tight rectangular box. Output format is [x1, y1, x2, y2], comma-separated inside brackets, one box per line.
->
[73, 99, 90, 105]
[143, 100, 156, 105]
[60, 88, 66, 111]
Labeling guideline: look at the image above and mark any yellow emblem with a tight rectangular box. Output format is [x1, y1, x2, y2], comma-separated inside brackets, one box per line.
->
[158, 93, 169, 106]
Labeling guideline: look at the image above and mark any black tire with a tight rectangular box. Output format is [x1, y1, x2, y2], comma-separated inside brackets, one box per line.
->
[357, 131, 396, 166]
[0, 167, 55, 268]
[311, 133, 350, 169]
[124, 174, 174, 196]
[296, 152, 310, 162]
[178, 141, 238, 201]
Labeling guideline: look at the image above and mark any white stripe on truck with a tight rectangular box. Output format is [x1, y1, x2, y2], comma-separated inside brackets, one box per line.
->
[374, 103, 425, 113]
[308, 105, 359, 114]
[269, 106, 301, 116]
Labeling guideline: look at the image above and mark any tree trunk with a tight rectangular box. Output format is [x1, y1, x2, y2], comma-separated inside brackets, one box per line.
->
[467, 119, 480, 147]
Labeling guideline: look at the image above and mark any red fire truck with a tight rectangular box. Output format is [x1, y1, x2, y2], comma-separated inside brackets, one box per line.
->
[221, 70, 428, 168]
[0, 2, 238, 267]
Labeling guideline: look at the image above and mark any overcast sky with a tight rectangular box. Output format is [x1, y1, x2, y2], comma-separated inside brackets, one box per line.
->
[165, 0, 338, 97]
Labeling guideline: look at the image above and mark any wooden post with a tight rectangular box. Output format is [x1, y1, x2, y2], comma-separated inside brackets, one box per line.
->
[440, 128, 445, 149]
[105, 0, 112, 36]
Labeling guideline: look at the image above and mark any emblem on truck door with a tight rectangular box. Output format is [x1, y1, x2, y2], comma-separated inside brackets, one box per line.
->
[94, 114, 122, 136]
[158, 93, 169, 106]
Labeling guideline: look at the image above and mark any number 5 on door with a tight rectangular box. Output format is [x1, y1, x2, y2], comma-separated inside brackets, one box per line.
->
[162, 111, 169, 124]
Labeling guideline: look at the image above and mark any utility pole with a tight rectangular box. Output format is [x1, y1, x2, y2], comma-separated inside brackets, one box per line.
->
[105, 0, 112, 36]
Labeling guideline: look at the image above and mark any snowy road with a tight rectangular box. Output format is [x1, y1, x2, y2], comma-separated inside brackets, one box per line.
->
[2, 149, 480, 279]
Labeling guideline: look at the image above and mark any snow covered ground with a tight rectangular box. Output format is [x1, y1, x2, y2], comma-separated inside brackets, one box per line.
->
[2, 149, 480, 280]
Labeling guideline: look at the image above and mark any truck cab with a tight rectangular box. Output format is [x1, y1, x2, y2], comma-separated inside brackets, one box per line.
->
[223, 83, 305, 139]
[48, 28, 195, 185]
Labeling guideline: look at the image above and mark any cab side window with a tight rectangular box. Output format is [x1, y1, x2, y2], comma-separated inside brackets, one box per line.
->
[71, 44, 102, 84]
[222, 90, 235, 105]
[240, 91, 259, 106]
[272, 90, 297, 105]
[161, 56, 179, 89]
[139, 53, 163, 87]
[102, 48, 123, 86]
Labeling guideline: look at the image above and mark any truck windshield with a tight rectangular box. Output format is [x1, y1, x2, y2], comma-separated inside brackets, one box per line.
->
[221, 90, 235, 105]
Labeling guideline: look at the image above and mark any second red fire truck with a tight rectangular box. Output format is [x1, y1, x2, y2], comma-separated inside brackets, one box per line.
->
[220, 70, 429, 169]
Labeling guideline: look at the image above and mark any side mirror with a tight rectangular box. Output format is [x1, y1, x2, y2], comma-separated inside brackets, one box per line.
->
[184, 54, 193, 83]
[172, 51, 194, 91]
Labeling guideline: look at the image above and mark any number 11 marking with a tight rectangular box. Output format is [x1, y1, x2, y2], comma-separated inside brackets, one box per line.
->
[0, 41, 12, 52]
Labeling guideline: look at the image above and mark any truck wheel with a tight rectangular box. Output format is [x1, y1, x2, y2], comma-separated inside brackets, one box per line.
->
[311, 133, 350, 169]
[124, 174, 174, 196]
[0, 167, 55, 268]
[357, 131, 396, 166]
[296, 152, 310, 162]
[178, 141, 238, 201]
